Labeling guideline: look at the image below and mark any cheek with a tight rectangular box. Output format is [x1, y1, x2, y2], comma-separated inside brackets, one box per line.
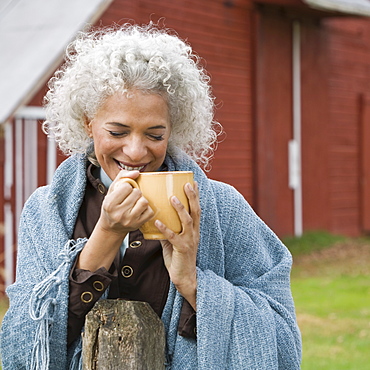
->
[156, 141, 168, 158]
[94, 138, 117, 157]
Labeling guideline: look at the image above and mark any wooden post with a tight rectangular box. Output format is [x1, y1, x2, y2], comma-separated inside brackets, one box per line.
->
[82, 299, 166, 369]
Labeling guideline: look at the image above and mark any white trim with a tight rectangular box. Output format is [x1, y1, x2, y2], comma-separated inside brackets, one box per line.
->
[289, 140, 300, 190]
[15, 118, 23, 233]
[4, 203, 14, 287]
[47, 137, 57, 185]
[3, 120, 14, 287]
[15, 106, 46, 120]
[4, 121, 13, 200]
[24, 119, 38, 200]
[291, 21, 303, 237]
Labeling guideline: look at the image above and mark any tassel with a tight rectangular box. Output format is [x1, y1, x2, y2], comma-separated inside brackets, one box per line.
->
[30, 318, 51, 370]
[29, 239, 86, 369]
[69, 337, 83, 370]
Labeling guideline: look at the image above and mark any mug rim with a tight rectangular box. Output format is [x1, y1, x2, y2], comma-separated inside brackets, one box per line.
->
[139, 171, 193, 176]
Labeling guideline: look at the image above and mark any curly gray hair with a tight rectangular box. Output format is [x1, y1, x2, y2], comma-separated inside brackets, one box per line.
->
[43, 23, 221, 168]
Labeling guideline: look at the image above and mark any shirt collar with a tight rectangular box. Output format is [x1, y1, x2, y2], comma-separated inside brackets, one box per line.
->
[99, 167, 113, 189]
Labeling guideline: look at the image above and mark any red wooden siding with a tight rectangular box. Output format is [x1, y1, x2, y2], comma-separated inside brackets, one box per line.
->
[359, 94, 370, 233]
[101, 0, 254, 200]
[252, 5, 370, 237]
[324, 18, 370, 236]
[254, 7, 294, 236]
[300, 18, 331, 232]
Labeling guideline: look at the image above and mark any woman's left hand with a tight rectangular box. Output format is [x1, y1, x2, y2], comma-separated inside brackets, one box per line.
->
[155, 182, 200, 311]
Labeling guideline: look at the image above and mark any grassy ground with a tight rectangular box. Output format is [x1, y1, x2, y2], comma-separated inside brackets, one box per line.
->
[284, 231, 370, 370]
[0, 298, 8, 322]
[0, 231, 368, 369]
[0, 297, 7, 369]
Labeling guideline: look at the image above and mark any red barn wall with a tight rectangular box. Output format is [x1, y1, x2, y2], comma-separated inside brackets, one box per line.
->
[300, 17, 331, 233]
[100, 0, 255, 201]
[246, 3, 370, 237]
[253, 6, 294, 236]
[324, 18, 370, 236]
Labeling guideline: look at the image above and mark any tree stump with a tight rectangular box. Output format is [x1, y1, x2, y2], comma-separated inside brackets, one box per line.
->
[82, 299, 166, 370]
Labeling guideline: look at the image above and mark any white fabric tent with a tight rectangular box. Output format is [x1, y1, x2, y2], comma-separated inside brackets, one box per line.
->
[0, 0, 113, 124]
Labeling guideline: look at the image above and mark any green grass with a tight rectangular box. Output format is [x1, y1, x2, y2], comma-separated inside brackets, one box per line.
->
[283, 230, 346, 256]
[0, 296, 7, 370]
[292, 277, 370, 369]
[0, 297, 8, 323]
[285, 231, 370, 370]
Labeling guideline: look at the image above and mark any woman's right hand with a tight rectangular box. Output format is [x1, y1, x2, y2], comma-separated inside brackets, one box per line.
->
[76, 170, 154, 271]
[100, 170, 154, 235]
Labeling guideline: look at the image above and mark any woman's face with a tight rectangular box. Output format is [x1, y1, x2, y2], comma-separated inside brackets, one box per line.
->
[86, 90, 171, 180]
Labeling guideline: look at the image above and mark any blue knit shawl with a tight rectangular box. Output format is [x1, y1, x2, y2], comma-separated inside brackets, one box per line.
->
[0, 153, 301, 369]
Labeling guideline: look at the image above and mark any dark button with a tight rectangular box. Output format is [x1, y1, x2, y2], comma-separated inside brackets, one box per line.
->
[97, 183, 106, 194]
[93, 281, 104, 292]
[121, 265, 134, 278]
[130, 240, 142, 248]
[81, 291, 93, 303]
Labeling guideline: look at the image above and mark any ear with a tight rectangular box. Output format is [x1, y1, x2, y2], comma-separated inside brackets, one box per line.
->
[83, 117, 93, 138]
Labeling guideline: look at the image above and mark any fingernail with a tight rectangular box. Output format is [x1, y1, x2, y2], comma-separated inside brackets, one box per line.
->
[172, 196, 181, 205]
[186, 183, 193, 191]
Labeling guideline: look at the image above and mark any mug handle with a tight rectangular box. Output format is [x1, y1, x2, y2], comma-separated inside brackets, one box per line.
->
[116, 177, 139, 189]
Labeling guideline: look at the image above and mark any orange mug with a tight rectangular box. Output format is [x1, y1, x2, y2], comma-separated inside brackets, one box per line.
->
[118, 171, 194, 240]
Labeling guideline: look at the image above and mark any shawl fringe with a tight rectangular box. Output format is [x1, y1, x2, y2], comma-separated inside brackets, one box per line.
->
[29, 239, 86, 370]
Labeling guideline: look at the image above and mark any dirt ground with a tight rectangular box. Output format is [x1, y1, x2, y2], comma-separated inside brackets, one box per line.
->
[292, 239, 370, 277]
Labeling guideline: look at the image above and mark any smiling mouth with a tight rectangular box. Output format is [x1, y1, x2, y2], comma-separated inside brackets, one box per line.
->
[116, 160, 146, 172]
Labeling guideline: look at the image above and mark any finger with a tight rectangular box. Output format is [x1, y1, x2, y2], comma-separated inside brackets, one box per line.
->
[109, 170, 140, 194]
[130, 197, 154, 221]
[186, 181, 200, 220]
[116, 169, 140, 180]
[182, 182, 201, 232]
[107, 183, 141, 207]
[140, 205, 155, 221]
[112, 180, 136, 195]
[104, 191, 154, 230]
[117, 189, 153, 220]
[170, 195, 193, 233]
[155, 219, 178, 242]
[104, 187, 148, 222]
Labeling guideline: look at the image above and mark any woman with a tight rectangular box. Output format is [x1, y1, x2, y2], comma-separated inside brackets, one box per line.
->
[0, 23, 301, 369]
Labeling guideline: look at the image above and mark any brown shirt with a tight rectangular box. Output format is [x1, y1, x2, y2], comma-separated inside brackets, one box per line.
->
[68, 164, 196, 345]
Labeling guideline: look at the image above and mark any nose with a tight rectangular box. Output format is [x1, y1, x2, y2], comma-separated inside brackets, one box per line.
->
[122, 136, 148, 162]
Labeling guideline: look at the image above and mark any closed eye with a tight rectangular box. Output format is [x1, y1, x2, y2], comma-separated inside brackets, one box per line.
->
[148, 134, 165, 141]
[108, 131, 128, 137]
